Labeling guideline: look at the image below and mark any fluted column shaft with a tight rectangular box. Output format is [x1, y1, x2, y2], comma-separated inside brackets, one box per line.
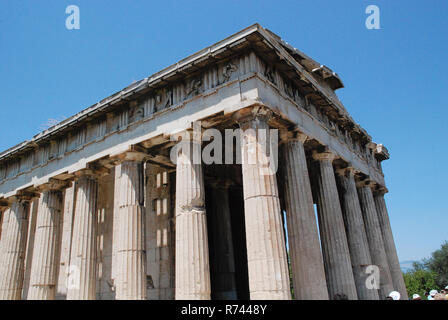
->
[313, 153, 357, 300]
[210, 182, 237, 300]
[239, 113, 291, 300]
[114, 157, 147, 300]
[175, 129, 211, 300]
[283, 135, 328, 300]
[0, 200, 30, 300]
[28, 189, 63, 300]
[0, 209, 11, 274]
[357, 184, 393, 299]
[336, 169, 379, 300]
[0, 208, 7, 243]
[374, 190, 408, 299]
[67, 172, 98, 300]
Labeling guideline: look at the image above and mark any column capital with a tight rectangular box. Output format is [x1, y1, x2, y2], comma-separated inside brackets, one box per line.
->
[36, 178, 71, 192]
[113, 151, 149, 164]
[0, 198, 11, 209]
[373, 184, 389, 196]
[73, 168, 101, 181]
[280, 130, 308, 144]
[355, 178, 374, 189]
[73, 162, 112, 180]
[232, 105, 273, 128]
[12, 191, 39, 203]
[312, 151, 336, 162]
[335, 166, 356, 177]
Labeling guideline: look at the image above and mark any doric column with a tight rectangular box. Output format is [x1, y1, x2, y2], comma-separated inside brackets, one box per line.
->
[0, 208, 9, 299]
[210, 180, 237, 300]
[357, 181, 393, 299]
[313, 152, 358, 300]
[0, 207, 11, 269]
[66, 170, 98, 300]
[0, 198, 31, 300]
[237, 110, 291, 300]
[114, 153, 147, 300]
[335, 167, 379, 300]
[175, 127, 211, 300]
[22, 198, 39, 300]
[282, 133, 328, 300]
[56, 184, 76, 299]
[28, 180, 67, 300]
[374, 187, 408, 300]
[0, 206, 8, 243]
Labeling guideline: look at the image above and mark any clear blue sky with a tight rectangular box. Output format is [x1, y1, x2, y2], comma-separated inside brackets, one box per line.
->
[0, 0, 446, 262]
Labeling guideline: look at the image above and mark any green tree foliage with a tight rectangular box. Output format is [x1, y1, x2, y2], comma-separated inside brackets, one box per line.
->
[403, 262, 439, 299]
[404, 241, 448, 298]
[424, 241, 448, 288]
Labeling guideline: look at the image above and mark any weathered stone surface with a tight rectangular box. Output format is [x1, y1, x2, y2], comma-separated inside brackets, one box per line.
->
[238, 112, 291, 300]
[55, 185, 76, 300]
[27, 190, 63, 300]
[0, 25, 403, 301]
[67, 173, 98, 300]
[313, 152, 358, 300]
[96, 173, 115, 300]
[21, 198, 38, 300]
[175, 131, 211, 300]
[336, 168, 379, 300]
[0, 201, 29, 300]
[114, 158, 147, 300]
[0, 209, 11, 293]
[357, 183, 393, 299]
[283, 135, 328, 300]
[0, 209, 10, 261]
[374, 190, 408, 300]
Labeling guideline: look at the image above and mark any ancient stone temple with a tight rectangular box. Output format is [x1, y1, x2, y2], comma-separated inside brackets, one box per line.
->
[0, 24, 407, 300]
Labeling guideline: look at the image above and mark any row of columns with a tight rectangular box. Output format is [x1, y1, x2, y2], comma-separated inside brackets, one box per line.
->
[0, 157, 147, 300]
[336, 167, 379, 300]
[313, 152, 358, 300]
[0, 111, 406, 300]
[172, 111, 406, 300]
[283, 134, 328, 299]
